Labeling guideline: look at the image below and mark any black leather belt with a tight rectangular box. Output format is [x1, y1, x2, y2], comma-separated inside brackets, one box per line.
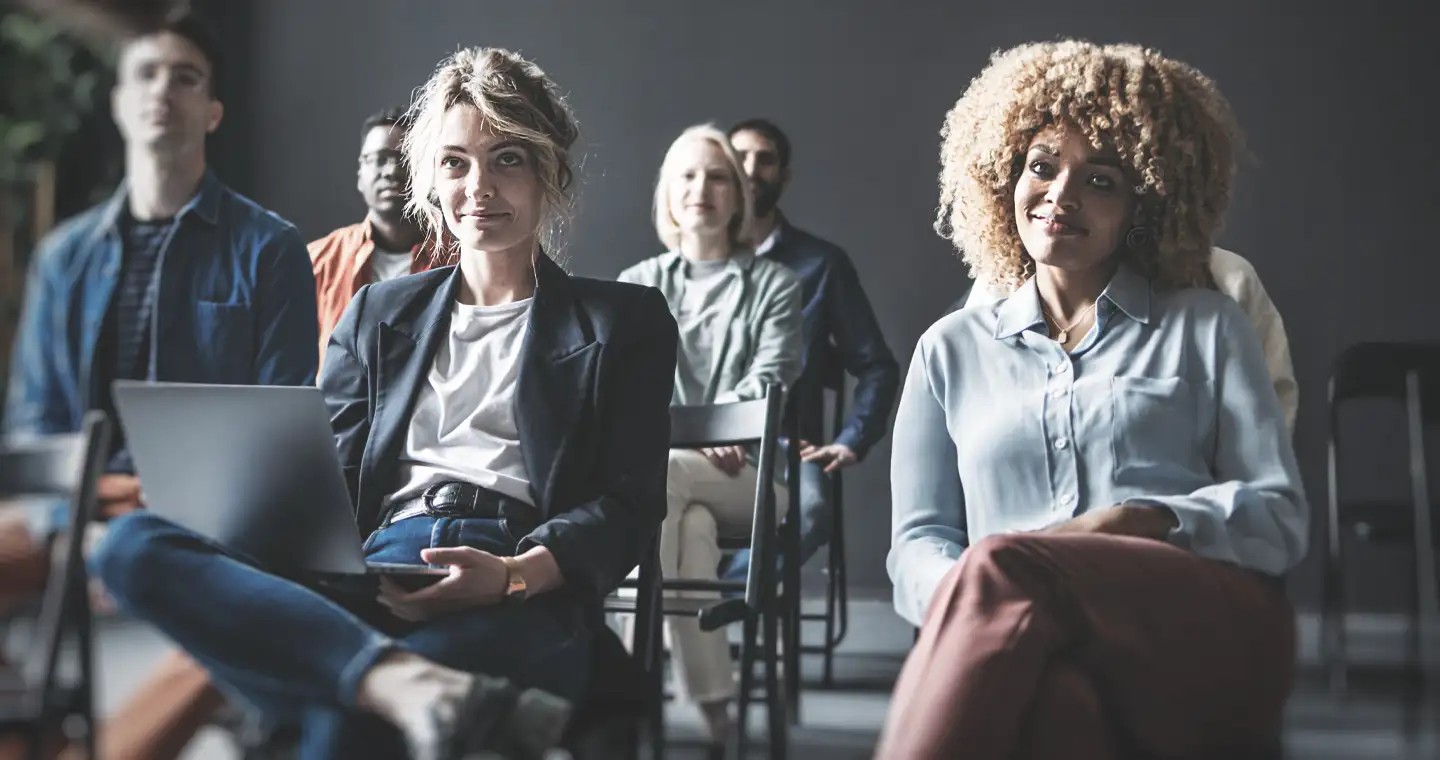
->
[423, 482, 497, 517]
[388, 481, 538, 525]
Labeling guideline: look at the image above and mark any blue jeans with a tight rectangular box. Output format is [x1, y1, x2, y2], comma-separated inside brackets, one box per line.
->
[91, 511, 592, 760]
[722, 458, 830, 583]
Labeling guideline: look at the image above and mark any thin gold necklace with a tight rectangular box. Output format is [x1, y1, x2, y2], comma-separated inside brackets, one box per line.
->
[1041, 301, 1098, 344]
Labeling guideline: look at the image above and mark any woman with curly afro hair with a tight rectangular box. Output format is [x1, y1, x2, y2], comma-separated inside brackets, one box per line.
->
[879, 40, 1306, 759]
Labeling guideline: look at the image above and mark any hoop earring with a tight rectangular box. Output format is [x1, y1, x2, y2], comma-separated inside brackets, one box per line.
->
[1125, 226, 1152, 250]
[1018, 255, 1035, 280]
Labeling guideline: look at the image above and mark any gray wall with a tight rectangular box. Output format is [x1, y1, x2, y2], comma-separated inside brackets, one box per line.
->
[231, 1, 1438, 607]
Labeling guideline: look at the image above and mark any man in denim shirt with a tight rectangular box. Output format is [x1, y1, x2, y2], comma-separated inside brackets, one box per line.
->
[723, 119, 900, 577]
[0, 12, 316, 760]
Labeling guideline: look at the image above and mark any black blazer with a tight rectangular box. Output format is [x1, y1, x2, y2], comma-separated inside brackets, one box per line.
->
[320, 253, 679, 598]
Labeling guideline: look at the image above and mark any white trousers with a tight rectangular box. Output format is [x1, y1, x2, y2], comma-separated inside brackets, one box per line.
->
[659, 449, 787, 704]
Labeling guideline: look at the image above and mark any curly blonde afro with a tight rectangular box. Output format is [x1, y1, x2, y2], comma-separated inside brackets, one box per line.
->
[936, 40, 1242, 291]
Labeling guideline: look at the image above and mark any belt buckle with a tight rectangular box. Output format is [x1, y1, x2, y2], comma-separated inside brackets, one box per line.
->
[422, 483, 465, 518]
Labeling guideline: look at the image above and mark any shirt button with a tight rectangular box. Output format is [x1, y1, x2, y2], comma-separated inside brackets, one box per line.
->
[1053, 362, 1070, 375]
[1050, 388, 1065, 400]
[1054, 437, 1070, 450]
[1060, 493, 1076, 507]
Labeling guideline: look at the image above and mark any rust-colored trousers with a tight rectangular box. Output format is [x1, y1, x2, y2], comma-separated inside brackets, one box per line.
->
[876, 533, 1296, 760]
[2, 505, 225, 760]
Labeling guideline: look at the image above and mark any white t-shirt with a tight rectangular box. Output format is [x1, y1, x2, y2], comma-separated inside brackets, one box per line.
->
[386, 297, 534, 520]
[370, 249, 414, 283]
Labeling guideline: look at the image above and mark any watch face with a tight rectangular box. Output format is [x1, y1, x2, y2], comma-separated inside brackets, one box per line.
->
[505, 560, 527, 598]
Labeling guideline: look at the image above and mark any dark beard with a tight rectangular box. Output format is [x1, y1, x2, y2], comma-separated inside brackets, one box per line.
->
[752, 179, 783, 216]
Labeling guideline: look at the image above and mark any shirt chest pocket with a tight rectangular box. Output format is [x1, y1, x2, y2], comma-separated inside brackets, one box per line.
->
[1109, 376, 1201, 482]
[192, 301, 254, 380]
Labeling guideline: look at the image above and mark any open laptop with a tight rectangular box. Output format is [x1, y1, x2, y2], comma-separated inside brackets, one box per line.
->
[111, 381, 446, 581]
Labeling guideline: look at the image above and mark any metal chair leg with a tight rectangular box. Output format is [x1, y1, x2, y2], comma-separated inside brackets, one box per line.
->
[75, 578, 97, 760]
[821, 539, 838, 687]
[803, 471, 850, 688]
[830, 478, 849, 650]
[1324, 435, 1349, 698]
[783, 520, 802, 723]
[647, 596, 665, 760]
[736, 612, 757, 760]
[1405, 552, 1423, 738]
[1404, 371, 1438, 736]
[764, 596, 788, 760]
[1322, 554, 1349, 699]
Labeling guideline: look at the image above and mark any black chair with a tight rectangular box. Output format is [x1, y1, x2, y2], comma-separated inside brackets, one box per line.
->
[560, 622, 656, 760]
[611, 383, 798, 760]
[776, 399, 803, 726]
[592, 539, 665, 760]
[798, 361, 851, 689]
[0, 411, 110, 760]
[1321, 341, 1440, 733]
[711, 404, 804, 728]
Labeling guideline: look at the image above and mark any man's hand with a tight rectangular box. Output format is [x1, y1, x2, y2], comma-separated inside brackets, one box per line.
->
[799, 441, 859, 473]
[1042, 504, 1179, 540]
[377, 546, 508, 622]
[700, 445, 747, 476]
[97, 474, 143, 518]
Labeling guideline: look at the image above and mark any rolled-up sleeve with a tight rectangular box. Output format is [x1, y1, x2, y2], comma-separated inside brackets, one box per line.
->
[1128, 304, 1309, 576]
[887, 337, 969, 627]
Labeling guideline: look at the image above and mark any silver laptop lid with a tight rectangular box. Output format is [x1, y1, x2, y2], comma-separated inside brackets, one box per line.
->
[111, 381, 368, 575]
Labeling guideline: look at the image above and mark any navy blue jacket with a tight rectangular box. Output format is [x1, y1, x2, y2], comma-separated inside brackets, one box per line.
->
[763, 219, 898, 457]
[322, 254, 678, 598]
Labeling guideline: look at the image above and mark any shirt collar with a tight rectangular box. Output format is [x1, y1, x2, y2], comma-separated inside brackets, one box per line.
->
[755, 227, 781, 256]
[659, 248, 757, 275]
[189, 169, 223, 224]
[754, 211, 789, 256]
[362, 214, 427, 255]
[1099, 263, 1152, 325]
[98, 168, 222, 232]
[993, 277, 1046, 340]
[992, 262, 1152, 340]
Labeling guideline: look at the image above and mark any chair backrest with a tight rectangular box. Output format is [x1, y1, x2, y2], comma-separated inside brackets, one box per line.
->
[0, 434, 88, 502]
[1330, 341, 1440, 410]
[669, 391, 781, 449]
[668, 384, 786, 609]
[1327, 341, 1440, 506]
[0, 412, 110, 693]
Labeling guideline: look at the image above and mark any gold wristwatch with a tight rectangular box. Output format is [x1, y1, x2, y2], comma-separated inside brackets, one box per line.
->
[500, 557, 528, 601]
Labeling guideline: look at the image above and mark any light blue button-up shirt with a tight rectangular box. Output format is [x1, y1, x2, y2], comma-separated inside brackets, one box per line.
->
[887, 264, 1308, 627]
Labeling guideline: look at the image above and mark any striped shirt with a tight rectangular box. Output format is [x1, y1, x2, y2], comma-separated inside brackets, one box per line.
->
[94, 213, 174, 464]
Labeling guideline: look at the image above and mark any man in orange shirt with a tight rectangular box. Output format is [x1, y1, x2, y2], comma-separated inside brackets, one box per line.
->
[309, 107, 432, 357]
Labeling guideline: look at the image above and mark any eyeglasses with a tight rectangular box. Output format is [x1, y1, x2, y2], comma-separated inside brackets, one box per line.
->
[360, 150, 406, 169]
